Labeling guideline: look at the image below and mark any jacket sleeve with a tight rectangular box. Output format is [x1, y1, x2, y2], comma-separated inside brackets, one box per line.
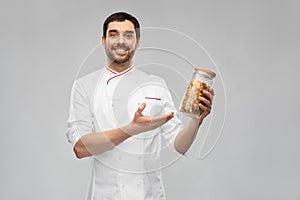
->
[65, 80, 94, 148]
[159, 80, 184, 154]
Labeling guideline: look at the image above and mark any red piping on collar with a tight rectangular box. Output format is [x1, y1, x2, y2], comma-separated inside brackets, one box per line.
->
[106, 66, 134, 85]
[106, 66, 117, 74]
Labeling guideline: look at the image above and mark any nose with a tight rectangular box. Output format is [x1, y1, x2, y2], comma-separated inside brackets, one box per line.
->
[118, 34, 125, 44]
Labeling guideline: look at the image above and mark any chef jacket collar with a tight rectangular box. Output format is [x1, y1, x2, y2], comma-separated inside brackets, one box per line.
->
[105, 64, 134, 85]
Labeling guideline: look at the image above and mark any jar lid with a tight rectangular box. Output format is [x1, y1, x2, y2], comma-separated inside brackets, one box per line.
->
[195, 67, 216, 78]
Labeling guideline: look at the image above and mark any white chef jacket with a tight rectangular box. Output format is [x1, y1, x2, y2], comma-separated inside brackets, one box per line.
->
[66, 65, 183, 200]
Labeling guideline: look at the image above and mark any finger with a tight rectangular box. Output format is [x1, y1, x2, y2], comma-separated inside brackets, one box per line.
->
[209, 88, 215, 101]
[165, 112, 174, 121]
[209, 88, 215, 96]
[202, 90, 213, 102]
[151, 112, 174, 124]
[199, 96, 211, 108]
[199, 103, 211, 114]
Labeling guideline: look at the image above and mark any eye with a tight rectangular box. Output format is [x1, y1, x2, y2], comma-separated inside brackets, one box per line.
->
[125, 33, 134, 39]
[109, 33, 118, 38]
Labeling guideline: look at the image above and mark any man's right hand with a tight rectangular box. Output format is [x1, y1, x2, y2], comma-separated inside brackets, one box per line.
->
[123, 102, 174, 135]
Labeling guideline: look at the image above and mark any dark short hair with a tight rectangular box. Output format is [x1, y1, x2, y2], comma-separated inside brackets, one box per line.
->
[103, 12, 140, 39]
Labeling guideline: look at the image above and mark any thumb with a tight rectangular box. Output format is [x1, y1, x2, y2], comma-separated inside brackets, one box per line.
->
[137, 102, 146, 113]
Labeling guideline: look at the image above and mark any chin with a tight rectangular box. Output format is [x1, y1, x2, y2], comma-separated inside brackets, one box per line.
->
[113, 60, 130, 65]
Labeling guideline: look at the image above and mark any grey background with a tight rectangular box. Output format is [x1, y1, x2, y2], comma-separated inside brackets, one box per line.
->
[1, 0, 299, 200]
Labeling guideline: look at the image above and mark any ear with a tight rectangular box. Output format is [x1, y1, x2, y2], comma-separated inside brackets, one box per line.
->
[135, 38, 140, 49]
[101, 35, 106, 46]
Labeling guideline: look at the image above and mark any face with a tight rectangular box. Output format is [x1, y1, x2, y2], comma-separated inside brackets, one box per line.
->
[102, 20, 140, 65]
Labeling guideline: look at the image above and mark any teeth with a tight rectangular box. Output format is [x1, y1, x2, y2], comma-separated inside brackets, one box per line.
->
[115, 49, 127, 54]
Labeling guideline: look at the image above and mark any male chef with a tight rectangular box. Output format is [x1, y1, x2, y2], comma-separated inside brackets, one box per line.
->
[66, 11, 214, 200]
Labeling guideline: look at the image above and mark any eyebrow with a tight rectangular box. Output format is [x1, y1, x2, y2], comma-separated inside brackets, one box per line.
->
[124, 30, 134, 34]
[108, 30, 135, 34]
[108, 29, 118, 34]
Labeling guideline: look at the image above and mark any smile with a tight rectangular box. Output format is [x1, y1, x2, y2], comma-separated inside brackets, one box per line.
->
[113, 48, 129, 55]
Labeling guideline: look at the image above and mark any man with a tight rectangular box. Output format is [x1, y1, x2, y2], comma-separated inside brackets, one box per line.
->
[66, 12, 214, 200]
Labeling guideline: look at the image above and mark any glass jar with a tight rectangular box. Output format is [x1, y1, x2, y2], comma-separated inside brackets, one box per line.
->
[180, 67, 216, 118]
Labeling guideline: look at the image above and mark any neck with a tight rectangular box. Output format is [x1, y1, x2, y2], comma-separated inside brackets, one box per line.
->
[107, 61, 133, 73]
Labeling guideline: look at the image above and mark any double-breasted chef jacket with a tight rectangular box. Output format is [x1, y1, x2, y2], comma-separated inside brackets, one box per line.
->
[66, 65, 183, 200]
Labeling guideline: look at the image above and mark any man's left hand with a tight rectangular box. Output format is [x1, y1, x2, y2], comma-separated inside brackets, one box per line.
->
[198, 88, 214, 122]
